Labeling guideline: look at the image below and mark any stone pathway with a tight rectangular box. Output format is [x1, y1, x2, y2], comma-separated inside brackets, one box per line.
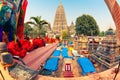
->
[54, 55, 63, 77]
[72, 58, 81, 77]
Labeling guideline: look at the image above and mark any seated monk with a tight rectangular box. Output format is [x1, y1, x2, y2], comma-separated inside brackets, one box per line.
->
[20, 37, 34, 52]
[7, 38, 27, 58]
[33, 36, 45, 49]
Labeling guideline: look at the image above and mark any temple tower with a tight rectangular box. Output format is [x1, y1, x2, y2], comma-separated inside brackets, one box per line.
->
[53, 2, 68, 36]
[69, 22, 75, 35]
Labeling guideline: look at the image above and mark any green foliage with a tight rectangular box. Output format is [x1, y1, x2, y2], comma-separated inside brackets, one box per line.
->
[39, 28, 46, 37]
[26, 16, 48, 37]
[24, 23, 33, 36]
[99, 31, 106, 36]
[62, 30, 70, 40]
[75, 14, 100, 36]
[56, 35, 60, 40]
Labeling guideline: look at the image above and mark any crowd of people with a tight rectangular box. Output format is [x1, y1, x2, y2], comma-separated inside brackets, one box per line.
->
[7, 36, 58, 58]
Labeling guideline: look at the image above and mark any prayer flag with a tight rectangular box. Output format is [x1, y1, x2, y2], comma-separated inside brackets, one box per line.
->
[17, 0, 28, 39]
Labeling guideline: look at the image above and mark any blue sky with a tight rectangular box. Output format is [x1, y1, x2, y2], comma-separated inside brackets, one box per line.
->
[25, 0, 118, 31]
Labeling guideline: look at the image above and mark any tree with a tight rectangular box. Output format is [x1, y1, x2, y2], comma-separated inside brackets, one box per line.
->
[75, 14, 100, 36]
[62, 30, 70, 40]
[56, 35, 60, 40]
[26, 16, 48, 37]
[99, 31, 106, 36]
[24, 23, 34, 37]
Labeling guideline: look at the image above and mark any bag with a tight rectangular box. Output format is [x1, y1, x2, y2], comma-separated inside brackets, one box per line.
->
[8, 62, 39, 80]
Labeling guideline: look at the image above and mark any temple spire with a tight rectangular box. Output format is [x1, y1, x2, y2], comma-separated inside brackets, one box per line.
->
[60, 0, 62, 5]
[53, 1, 68, 36]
